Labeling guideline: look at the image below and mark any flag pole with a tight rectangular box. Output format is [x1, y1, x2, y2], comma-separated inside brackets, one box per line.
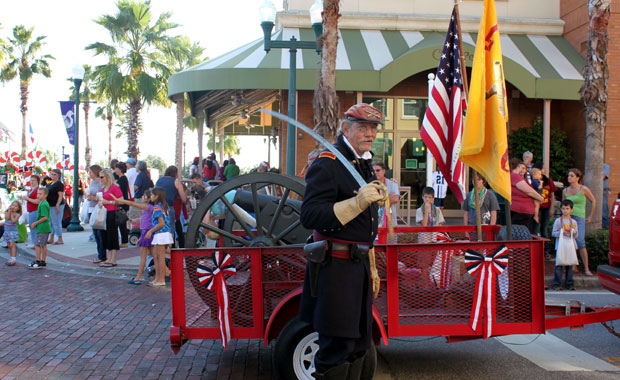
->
[455, 0, 481, 240]
[454, 0, 469, 99]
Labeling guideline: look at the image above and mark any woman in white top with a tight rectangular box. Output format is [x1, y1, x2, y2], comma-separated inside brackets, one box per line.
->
[373, 162, 400, 227]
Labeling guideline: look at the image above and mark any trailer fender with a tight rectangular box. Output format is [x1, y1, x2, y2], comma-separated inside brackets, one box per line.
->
[263, 289, 389, 347]
[264, 288, 303, 347]
[372, 305, 388, 346]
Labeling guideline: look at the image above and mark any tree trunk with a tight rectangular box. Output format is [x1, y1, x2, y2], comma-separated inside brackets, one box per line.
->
[107, 111, 113, 163]
[20, 81, 29, 159]
[128, 99, 142, 159]
[175, 97, 184, 174]
[580, 0, 610, 233]
[312, 0, 340, 145]
[83, 102, 91, 169]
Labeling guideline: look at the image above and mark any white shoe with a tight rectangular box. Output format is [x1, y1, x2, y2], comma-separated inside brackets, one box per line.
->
[26, 244, 35, 249]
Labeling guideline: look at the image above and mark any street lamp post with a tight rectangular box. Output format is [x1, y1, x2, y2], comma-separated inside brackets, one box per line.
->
[67, 64, 85, 232]
[259, 0, 323, 176]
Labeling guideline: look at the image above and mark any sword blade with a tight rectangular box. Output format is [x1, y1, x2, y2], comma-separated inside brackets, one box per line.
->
[260, 108, 367, 187]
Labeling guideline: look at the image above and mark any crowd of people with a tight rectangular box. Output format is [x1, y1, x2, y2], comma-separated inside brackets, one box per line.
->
[0, 141, 611, 291]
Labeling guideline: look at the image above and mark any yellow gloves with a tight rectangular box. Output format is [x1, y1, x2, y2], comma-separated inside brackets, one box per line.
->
[368, 248, 380, 299]
[333, 181, 386, 225]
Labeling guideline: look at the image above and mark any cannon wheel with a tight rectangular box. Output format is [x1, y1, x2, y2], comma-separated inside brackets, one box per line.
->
[186, 172, 307, 248]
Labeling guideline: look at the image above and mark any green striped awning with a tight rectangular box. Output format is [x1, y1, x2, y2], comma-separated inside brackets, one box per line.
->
[169, 28, 585, 101]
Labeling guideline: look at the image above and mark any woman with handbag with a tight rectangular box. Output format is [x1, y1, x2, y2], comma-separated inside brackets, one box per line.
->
[86, 165, 106, 263]
[98, 169, 123, 267]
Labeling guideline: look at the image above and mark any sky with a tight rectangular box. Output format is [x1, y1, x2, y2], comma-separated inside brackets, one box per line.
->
[0, 0, 281, 171]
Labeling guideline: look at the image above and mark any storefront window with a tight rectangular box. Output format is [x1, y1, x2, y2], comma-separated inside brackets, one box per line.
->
[371, 132, 394, 178]
[363, 97, 394, 130]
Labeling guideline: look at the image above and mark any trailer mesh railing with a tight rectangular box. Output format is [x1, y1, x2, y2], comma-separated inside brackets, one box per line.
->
[172, 225, 545, 343]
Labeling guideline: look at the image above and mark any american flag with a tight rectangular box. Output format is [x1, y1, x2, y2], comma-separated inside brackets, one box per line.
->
[421, 8, 466, 203]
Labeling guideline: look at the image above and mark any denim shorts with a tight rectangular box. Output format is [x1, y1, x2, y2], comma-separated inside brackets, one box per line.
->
[573, 215, 586, 249]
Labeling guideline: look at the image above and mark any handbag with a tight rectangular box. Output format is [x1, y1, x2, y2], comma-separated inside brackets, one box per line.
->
[556, 228, 579, 266]
[90, 204, 107, 230]
[79, 200, 90, 224]
[115, 207, 129, 225]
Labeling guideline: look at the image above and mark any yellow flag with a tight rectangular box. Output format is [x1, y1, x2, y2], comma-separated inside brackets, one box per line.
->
[460, 0, 511, 202]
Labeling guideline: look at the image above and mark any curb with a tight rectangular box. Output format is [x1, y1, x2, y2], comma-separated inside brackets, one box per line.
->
[12, 243, 142, 281]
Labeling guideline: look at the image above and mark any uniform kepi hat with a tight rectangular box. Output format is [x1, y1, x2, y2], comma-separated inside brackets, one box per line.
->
[344, 103, 384, 124]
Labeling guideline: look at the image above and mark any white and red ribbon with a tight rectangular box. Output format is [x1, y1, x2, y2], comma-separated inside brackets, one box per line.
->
[464, 245, 509, 338]
[196, 252, 237, 348]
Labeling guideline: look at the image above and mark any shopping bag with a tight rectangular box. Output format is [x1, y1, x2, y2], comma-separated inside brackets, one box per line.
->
[19, 201, 28, 224]
[556, 230, 579, 266]
[17, 223, 27, 243]
[79, 200, 90, 224]
[90, 204, 107, 230]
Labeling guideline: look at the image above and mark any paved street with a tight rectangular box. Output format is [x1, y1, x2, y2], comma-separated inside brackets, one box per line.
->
[0, 228, 619, 379]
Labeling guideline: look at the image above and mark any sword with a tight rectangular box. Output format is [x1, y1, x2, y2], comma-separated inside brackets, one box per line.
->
[260, 108, 367, 187]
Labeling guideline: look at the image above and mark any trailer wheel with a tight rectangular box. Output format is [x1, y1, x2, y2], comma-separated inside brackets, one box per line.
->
[497, 225, 531, 241]
[273, 316, 377, 380]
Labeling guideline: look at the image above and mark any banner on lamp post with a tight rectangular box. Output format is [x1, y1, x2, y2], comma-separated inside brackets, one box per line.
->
[59, 101, 76, 145]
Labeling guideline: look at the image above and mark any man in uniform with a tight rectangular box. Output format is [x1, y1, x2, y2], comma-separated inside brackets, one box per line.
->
[300, 103, 386, 379]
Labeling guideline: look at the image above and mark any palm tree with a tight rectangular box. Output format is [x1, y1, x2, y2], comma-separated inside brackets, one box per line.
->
[86, 0, 178, 159]
[68, 65, 95, 168]
[312, 0, 340, 145]
[94, 103, 124, 163]
[207, 135, 241, 157]
[161, 36, 205, 171]
[581, 0, 610, 232]
[0, 25, 54, 158]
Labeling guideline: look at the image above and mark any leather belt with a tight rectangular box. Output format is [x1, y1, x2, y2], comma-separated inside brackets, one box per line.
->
[330, 250, 351, 259]
[331, 242, 352, 251]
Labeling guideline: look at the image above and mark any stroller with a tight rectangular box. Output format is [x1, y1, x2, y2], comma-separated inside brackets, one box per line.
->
[128, 217, 141, 246]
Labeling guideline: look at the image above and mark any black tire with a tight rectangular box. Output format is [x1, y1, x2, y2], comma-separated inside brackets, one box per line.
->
[497, 225, 531, 241]
[273, 316, 377, 380]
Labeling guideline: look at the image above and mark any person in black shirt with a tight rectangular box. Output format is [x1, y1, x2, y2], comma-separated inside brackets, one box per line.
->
[46, 169, 65, 245]
[114, 162, 130, 246]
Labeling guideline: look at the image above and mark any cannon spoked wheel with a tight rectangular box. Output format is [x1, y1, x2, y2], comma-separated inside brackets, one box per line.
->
[186, 172, 310, 248]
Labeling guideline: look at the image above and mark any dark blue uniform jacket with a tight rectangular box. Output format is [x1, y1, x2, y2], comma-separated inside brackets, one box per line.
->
[299, 134, 378, 339]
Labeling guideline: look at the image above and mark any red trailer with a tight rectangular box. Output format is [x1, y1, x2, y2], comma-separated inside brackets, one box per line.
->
[170, 224, 620, 380]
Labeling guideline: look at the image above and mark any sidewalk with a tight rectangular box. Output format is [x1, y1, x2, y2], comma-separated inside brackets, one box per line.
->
[8, 224, 143, 280]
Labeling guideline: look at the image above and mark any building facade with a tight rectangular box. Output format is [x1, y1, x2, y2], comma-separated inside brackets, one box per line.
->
[169, 0, 597, 217]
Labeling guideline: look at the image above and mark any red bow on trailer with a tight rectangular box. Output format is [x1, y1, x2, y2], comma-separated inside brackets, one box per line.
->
[196, 252, 237, 348]
[464, 245, 509, 338]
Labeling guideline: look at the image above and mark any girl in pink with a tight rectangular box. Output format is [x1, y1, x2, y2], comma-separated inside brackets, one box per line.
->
[5, 201, 22, 266]
[112, 189, 154, 285]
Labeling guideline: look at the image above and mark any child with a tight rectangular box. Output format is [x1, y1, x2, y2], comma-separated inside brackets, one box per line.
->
[4, 201, 22, 266]
[29, 187, 51, 269]
[416, 187, 445, 242]
[551, 199, 578, 290]
[530, 167, 543, 194]
[145, 187, 173, 287]
[112, 189, 154, 285]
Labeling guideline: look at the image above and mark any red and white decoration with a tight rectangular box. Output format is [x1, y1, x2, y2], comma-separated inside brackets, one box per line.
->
[464, 245, 509, 338]
[0, 151, 19, 165]
[196, 252, 237, 348]
[56, 159, 74, 171]
[27, 151, 47, 166]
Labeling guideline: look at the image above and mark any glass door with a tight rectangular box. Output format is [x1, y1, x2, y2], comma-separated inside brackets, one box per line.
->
[397, 134, 427, 210]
